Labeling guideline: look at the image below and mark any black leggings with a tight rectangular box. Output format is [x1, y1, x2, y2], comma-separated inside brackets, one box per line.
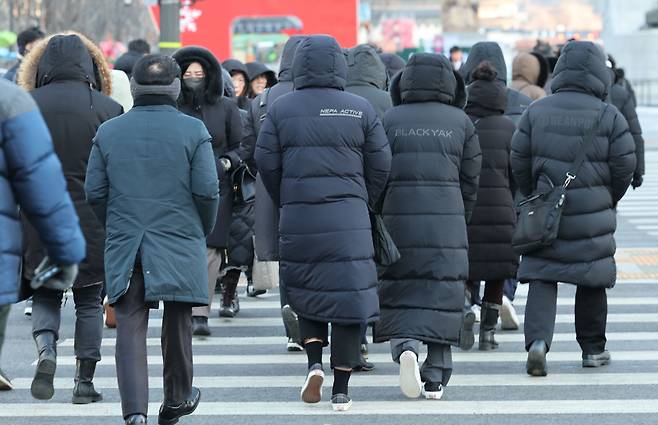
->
[299, 317, 362, 369]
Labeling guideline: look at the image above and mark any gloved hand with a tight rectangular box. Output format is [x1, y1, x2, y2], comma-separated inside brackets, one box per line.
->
[31, 257, 79, 291]
[632, 173, 643, 190]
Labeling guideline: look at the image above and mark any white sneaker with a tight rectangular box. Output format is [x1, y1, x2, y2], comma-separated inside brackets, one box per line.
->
[331, 393, 352, 411]
[301, 364, 324, 403]
[399, 350, 422, 398]
[422, 383, 444, 400]
[287, 338, 304, 352]
[471, 304, 481, 323]
[500, 296, 520, 330]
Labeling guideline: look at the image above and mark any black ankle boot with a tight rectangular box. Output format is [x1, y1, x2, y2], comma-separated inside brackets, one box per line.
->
[479, 302, 501, 351]
[219, 273, 239, 318]
[31, 331, 57, 400]
[72, 359, 103, 404]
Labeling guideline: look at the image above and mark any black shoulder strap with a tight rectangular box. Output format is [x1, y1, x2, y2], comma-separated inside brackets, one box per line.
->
[258, 88, 270, 122]
[564, 104, 608, 188]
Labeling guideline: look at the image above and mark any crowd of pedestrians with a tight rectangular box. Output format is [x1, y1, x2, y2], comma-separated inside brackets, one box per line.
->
[0, 25, 645, 424]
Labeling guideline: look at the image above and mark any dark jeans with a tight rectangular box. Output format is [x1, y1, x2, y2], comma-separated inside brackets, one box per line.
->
[115, 268, 193, 418]
[0, 304, 9, 360]
[32, 284, 103, 361]
[524, 281, 608, 354]
[504, 279, 518, 301]
[299, 317, 361, 369]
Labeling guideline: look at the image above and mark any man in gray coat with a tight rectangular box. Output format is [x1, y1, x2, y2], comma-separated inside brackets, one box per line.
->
[85, 55, 219, 425]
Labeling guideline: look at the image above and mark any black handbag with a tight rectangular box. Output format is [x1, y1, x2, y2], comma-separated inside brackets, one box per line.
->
[370, 209, 401, 267]
[231, 165, 256, 204]
[512, 107, 604, 255]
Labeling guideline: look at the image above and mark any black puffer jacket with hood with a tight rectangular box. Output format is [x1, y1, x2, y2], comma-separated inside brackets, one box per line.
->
[374, 53, 482, 346]
[173, 46, 243, 250]
[465, 64, 518, 281]
[461, 42, 532, 125]
[511, 41, 636, 288]
[255, 35, 391, 326]
[18, 33, 123, 288]
[223, 59, 251, 110]
[344, 44, 393, 119]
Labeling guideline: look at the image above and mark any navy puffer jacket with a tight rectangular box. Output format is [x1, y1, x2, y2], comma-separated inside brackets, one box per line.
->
[255, 35, 392, 324]
[511, 41, 636, 288]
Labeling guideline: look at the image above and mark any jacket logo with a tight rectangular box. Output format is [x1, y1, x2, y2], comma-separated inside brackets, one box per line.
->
[319, 108, 363, 119]
[395, 128, 454, 138]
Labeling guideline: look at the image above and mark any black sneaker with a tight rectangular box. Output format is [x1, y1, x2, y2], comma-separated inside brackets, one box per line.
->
[287, 338, 304, 352]
[231, 292, 240, 314]
[301, 363, 324, 403]
[353, 353, 375, 372]
[192, 316, 211, 337]
[459, 310, 476, 351]
[422, 382, 444, 400]
[331, 393, 352, 411]
[246, 281, 266, 297]
[281, 305, 302, 350]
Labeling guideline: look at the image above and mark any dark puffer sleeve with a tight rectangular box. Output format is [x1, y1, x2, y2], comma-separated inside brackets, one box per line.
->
[255, 111, 282, 206]
[362, 106, 392, 210]
[608, 110, 636, 204]
[510, 110, 533, 197]
[460, 118, 482, 222]
[619, 91, 645, 177]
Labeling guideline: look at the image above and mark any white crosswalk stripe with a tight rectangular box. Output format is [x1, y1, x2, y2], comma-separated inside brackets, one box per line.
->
[3, 279, 658, 420]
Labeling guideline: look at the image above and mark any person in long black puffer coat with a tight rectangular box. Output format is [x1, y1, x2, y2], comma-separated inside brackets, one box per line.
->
[18, 32, 123, 403]
[374, 53, 482, 401]
[511, 41, 636, 377]
[256, 35, 391, 412]
[172, 46, 245, 335]
[463, 61, 518, 352]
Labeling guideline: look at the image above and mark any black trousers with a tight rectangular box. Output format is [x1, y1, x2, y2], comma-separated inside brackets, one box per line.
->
[32, 284, 103, 361]
[299, 317, 362, 369]
[114, 267, 193, 418]
[524, 281, 607, 354]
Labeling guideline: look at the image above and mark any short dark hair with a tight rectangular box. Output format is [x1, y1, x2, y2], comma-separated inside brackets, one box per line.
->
[128, 39, 151, 55]
[132, 54, 181, 86]
[449, 45, 461, 54]
[17, 26, 45, 55]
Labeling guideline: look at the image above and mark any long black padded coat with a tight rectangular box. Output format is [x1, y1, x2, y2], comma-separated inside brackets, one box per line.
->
[465, 69, 518, 281]
[173, 46, 243, 251]
[511, 41, 636, 288]
[373, 53, 482, 346]
[460, 41, 532, 125]
[255, 35, 392, 325]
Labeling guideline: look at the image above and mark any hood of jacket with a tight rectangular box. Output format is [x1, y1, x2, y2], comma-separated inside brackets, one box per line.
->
[550, 41, 610, 100]
[378, 53, 406, 79]
[512, 52, 548, 87]
[245, 62, 277, 86]
[465, 79, 508, 117]
[390, 53, 466, 108]
[461, 41, 507, 85]
[110, 69, 133, 111]
[278, 35, 307, 82]
[18, 32, 112, 95]
[173, 46, 223, 105]
[293, 35, 347, 90]
[222, 59, 248, 80]
[344, 44, 388, 90]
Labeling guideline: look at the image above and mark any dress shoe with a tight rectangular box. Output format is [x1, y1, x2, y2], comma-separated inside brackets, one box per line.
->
[526, 340, 548, 377]
[125, 414, 147, 424]
[158, 386, 201, 425]
[582, 350, 611, 368]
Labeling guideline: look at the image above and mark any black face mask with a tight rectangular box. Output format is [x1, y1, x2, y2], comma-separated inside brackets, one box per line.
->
[184, 77, 205, 91]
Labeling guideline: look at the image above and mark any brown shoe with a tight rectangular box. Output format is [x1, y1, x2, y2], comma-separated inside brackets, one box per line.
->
[104, 298, 116, 329]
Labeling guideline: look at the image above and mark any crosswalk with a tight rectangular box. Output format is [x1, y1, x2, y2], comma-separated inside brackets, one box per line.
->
[2, 281, 658, 424]
[2, 154, 658, 424]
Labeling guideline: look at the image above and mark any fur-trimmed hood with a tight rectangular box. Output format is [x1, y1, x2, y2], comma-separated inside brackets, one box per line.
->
[173, 45, 223, 105]
[18, 32, 112, 96]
